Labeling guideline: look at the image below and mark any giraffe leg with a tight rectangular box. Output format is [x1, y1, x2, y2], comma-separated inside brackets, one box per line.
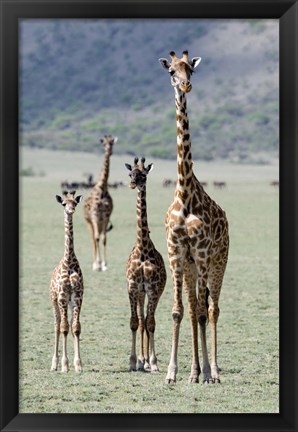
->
[208, 257, 227, 384]
[128, 284, 138, 371]
[137, 291, 146, 370]
[71, 292, 83, 373]
[145, 292, 159, 373]
[101, 230, 108, 272]
[183, 262, 200, 383]
[51, 300, 60, 371]
[92, 221, 102, 271]
[197, 272, 213, 384]
[58, 295, 69, 372]
[86, 220, 99, 271]
[166, 255, 185, 383]
[208, 297, 220, 383]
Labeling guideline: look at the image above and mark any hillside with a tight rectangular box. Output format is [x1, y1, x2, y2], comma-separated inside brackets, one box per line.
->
[19, 19, 279, 162]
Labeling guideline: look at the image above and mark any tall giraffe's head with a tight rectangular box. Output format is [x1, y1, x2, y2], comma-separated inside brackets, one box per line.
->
[100, 134, 118, 156]
[159, 50, 201, 93]
[125, 157, 153, 191]
[56, 191, 83, 215]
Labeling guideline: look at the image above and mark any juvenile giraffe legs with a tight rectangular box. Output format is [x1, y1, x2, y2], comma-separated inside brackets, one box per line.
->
[51, 294, 70, 372]
[145, 294, 159, 372]
[51, 291, 83, 373]
[59, 298, 69, 373]
[51, 301, 60, 371]
[71, 300, 82, 373]
[128, 284, 138, 371]
[137, 292, 146, 370]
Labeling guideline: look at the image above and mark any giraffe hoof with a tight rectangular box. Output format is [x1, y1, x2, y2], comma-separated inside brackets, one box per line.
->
[165, 373, 176, 384]
[165, 377, 176, 384]
[189, 376, 199, 383]
[213, 378, 221, 384]
[92, 263, 101, 271]
[137, 359, 145, 371]
[165, 367, 177, 383]
[130, 367, 137, 372]
[51, 357, 58, 371]
[74, 363, 83, 373]
[203, 378, 214, 384]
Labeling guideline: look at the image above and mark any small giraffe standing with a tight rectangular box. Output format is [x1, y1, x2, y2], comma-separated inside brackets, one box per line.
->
[125, 157, 167, 372]
[84, 134, 117, 271]
[159, 51, 229, 384]
[50, 191, 84, 373]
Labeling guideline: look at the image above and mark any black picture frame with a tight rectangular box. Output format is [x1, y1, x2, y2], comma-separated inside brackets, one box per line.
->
[0, 0, 297, 431]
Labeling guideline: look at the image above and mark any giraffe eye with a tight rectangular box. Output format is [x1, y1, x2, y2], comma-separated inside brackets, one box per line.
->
[169, 70, 175, 76]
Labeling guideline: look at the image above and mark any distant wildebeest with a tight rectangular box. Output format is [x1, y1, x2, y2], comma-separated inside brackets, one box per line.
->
[108, 181, 125, 189]
[270, 180, 279, 187]
[213, 181, 226, 189]
[163, 179, 175, 187]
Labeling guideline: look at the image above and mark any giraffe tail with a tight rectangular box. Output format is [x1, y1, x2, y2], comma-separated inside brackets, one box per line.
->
[106, 222, 113, 232]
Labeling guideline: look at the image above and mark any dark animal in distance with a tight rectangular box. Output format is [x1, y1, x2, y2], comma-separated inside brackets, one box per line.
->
[213, 181, 226, 189]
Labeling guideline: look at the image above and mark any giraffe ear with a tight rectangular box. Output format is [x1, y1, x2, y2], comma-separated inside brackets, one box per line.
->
[191, 57, 202, 69]
[113, 136, 118, 143]
[75, 195, 83, 204]
[146, 163, 154, 174]
[56, 195, 63, 204]
[159, 58, 171, 70]
[125, 163, 132, 172]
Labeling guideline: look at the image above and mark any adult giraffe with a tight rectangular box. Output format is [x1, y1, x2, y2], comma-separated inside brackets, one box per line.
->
[159, 51, 229, 384]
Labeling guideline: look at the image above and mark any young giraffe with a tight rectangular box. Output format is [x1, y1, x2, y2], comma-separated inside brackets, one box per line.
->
[159, 51, 229, 384]
[83, 134, 117, 271]
[125, 157, 167, 372]
[50, 191, 84, 373]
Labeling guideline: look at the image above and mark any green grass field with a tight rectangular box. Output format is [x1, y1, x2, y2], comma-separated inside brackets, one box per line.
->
[19, 148, 279, 413]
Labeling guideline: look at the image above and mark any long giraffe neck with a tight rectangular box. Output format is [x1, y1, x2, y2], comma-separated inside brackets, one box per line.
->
[63, 213, 75, 262]
[175, 90, 193, 192]
[96, 150, 111, 193]
[136, 188, 150, 246]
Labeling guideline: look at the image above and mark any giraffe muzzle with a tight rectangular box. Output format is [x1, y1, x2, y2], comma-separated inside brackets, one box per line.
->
[129, 182, 137, 189]
[180, 81, 192, 93]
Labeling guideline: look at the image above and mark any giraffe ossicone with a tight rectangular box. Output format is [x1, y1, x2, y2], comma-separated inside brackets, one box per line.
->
[125, 157, 166, 373]
[50, 190, 84, 373]
[159, 51, 229, 384]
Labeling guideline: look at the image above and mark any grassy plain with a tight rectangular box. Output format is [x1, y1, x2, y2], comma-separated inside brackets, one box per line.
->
[19, 148, 279, 413]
